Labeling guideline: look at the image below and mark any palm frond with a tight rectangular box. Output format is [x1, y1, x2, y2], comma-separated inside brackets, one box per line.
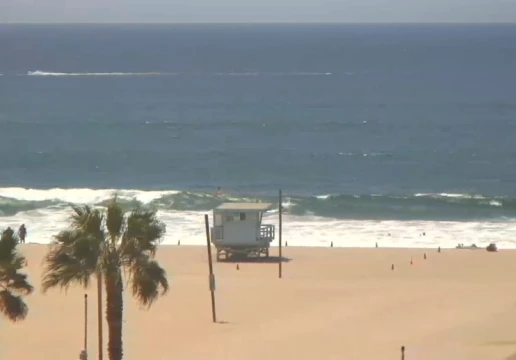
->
[106, 197, 125, 244]
[129, 256, 168, 308]
[0, 255, 25, 279]
[0, 229, 20, 262]
[0, 290, 29, 322]
[70, 206, 104, 238]
[1, 272, 33, 295]
[41, 230, 102, 292]
[0, 229, 33, 322]
[120, 209, 166, 265]
[70, 205, 93, 228]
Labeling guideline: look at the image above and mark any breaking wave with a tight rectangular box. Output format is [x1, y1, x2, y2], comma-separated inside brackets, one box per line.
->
[2, 187, 516, 248]
[0, 187, 514, 221]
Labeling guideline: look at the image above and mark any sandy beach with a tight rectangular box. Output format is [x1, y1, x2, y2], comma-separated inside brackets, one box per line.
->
[2, 244, 516, 360]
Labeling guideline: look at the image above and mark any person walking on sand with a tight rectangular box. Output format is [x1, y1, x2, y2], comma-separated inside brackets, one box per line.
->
[18, 224, 27, 244]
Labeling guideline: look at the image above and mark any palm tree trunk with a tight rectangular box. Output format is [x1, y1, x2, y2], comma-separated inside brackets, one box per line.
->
[105, 272, 124, 360]
[97, 272, 103, 360]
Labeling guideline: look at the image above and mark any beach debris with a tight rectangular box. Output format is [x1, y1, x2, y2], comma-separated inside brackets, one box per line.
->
[438, 246, 441, 253]
[236, 264, 240, 270]
[456, 243, 479, 250]
[391, 264, 394, 270]
[410, 257, 413, 265]
[486, 243, 498, 252]
[424, 253, 427, 260]
[330, 241, 333, 247]
[401, 345, 405, 360]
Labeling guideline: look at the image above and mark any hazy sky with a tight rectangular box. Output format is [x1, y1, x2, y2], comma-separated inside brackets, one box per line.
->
[2, 0, 516, 23]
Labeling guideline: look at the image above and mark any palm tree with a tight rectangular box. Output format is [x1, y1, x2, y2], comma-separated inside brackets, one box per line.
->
[42, 198, 169, 360]
[0, 227, 33, 322]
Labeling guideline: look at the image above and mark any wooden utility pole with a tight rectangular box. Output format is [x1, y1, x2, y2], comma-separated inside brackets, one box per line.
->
[204, 214, 217, 323]
[84, 294, 88, 353]
[279, 189, 283, 279]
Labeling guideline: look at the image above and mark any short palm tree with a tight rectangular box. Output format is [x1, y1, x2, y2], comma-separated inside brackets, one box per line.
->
[0, 227, 33, 322]
[42, 198, 169, 360]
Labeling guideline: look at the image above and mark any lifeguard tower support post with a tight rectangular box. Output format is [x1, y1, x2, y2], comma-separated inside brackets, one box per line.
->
[211, 202, 275, 261]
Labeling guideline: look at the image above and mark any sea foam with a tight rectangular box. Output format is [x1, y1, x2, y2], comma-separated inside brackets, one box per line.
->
[27, 70, 167, 76]
[25, 70, 334, 77]
[0, 187, 515, 249]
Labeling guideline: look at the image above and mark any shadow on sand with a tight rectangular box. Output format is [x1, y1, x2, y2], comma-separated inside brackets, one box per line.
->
[216, 320, 230, 325]
[217, 255, 292, 264]
[482, 341, 516, 359]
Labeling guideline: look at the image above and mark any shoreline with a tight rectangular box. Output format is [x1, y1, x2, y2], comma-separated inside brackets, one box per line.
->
[18, 242, 508, 250]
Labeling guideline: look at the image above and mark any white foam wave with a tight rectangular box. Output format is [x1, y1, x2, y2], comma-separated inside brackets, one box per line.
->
[0, 187, 177, 204]
[315, 194, 331, 200]
[25, 70, 333, 77]
[213, 72, 332, 76]
[213, 72, 259, 76]
[2, 208, 516, 249]
[338, 152, 392, 157]
[27, 70, 169, 77]
[415, 193, 487, 199]
[0, 187, 514, 249]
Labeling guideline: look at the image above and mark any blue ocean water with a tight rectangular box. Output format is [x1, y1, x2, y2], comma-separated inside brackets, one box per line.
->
[1, 24, 516, 247]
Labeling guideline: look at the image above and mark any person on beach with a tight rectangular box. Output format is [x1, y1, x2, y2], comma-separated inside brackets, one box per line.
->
[18, 224, 27, 244]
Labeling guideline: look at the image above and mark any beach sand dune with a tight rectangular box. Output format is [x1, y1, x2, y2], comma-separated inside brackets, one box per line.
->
[2, 245, 516, 360]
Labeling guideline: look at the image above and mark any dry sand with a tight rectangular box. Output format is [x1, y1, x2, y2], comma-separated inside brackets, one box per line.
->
[2, 244, 516, 360]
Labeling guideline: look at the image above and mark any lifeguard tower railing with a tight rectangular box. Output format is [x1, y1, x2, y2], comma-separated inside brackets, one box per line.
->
[211, 224, 275, 242]
[260, 224, 275, 242]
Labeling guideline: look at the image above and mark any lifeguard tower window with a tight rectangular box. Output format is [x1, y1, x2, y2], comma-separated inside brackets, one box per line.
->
[240, 213, 246, 221]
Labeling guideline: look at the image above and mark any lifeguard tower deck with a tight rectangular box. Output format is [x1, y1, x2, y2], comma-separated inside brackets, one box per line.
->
[211, 202, 275, 261]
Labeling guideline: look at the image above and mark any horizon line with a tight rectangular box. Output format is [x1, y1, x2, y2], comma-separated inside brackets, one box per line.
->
[1, 21, 516, 25]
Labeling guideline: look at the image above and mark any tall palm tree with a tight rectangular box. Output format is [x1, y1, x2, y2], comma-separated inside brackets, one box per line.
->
[42, 198, 169, 360]
[0, 227, 33, 322]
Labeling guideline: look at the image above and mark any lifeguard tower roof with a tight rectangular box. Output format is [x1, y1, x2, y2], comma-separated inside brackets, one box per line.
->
[216, 202, 273, 211]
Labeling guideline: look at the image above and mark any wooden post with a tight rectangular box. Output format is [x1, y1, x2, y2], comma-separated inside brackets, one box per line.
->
[84, 294, 88, 353]
[204, 214, 217, 323]
[279, 189, 283, 279]
[97, 273, 103, 360]
[401, 346, 405, 360]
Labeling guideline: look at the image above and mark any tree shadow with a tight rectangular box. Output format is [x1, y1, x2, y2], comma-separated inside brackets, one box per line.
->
[217, 255, 292, 264]
[506, 353, 516, 360]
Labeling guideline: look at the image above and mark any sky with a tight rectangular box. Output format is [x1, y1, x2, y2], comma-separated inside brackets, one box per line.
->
[1, 0, 516, 23]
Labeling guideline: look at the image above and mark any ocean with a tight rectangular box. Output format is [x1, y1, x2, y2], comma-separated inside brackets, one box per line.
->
[1, 23, 516, 248]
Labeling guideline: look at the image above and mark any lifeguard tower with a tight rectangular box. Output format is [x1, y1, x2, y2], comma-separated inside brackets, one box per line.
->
[211, 202, 275, 261]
